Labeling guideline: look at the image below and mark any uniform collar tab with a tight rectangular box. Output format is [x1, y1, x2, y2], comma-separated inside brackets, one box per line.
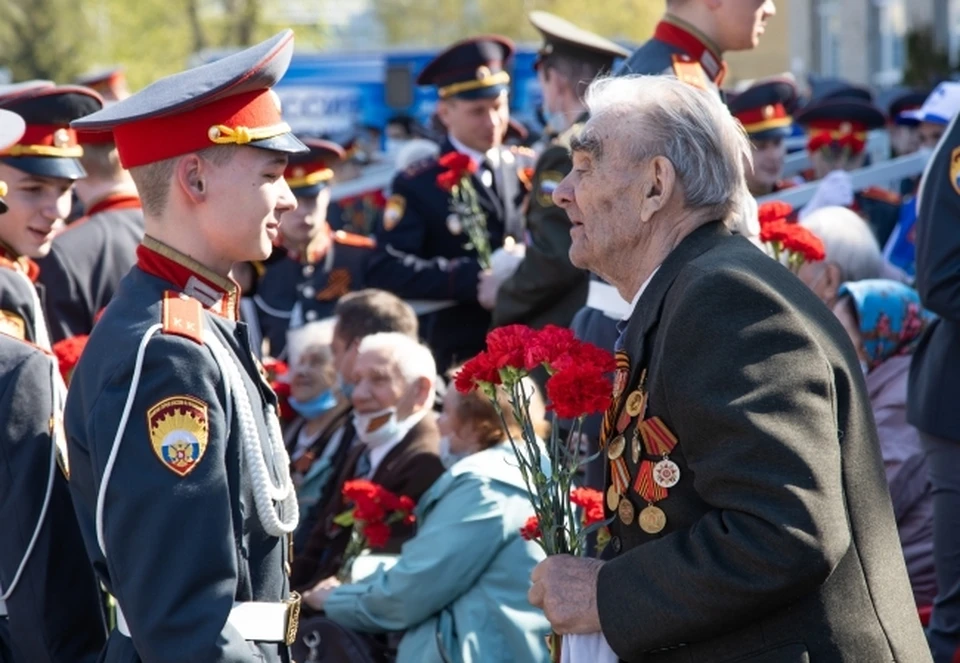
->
[656, 16, 725, 84]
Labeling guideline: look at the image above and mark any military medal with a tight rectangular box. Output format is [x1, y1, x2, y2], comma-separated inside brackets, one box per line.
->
[639, 504, 667, 534]
[630, 429, 641, 464]
[606, 484, 621, 511]
[616, 408, 632, 434]
[653, 459, 681, 488]
[612, 366, 629, 399]
[625, 390, 646, 418]
[607, 434, 626, 460]
[618, 496, 636, 526]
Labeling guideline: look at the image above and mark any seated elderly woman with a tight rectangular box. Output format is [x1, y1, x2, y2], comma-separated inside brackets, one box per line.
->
[797, 205, 885, 307]
[298, 374, 552, 663]
[284, 319, 356, 551]
[831, 279, 936, 607]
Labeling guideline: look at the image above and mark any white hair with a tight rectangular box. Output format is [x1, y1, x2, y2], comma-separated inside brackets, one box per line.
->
[357, 332, 437, 406]
[581, 74, 753, 223]
[286, 317, 337, 367]
[800, 206, 884, 281]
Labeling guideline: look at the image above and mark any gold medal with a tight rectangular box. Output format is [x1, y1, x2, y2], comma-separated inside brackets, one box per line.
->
[618, 497, 636, 526]
[607, 434, 626, 460]
[631, 430, 641, 464]
[639, 504, 667, 534]
[606, 484, 621, 511]
[625, 390, 646, 417]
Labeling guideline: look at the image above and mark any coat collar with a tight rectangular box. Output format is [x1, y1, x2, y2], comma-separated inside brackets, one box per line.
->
[0, 240, 39, 281]
[622, 221, 731, 384]
[655, 16, 726, 85]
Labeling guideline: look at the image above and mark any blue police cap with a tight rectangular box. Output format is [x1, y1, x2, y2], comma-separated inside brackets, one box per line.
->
[417, 36, 515, 101]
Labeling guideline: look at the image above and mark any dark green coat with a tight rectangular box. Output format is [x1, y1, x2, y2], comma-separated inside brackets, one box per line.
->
[598, 222, 930, 662]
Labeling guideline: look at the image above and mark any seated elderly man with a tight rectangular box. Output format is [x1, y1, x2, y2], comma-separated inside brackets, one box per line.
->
[797, 205, 886, 307]
[529, 75, 930, 662]
[290, 331, 445, 597]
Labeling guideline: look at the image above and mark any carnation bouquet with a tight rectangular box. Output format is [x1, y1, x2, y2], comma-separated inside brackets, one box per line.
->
[333, 479, 416, 583]
[456, 325, 616, 661]
[757, 201, 826, 273]
[436, 151, 492, 269]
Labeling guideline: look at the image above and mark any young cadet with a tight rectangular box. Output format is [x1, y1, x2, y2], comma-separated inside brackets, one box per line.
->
[0, 84, 103, 347]
[65, 31, 307, 662]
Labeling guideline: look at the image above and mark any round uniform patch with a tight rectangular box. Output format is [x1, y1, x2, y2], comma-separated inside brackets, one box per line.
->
[950, 147, 960, 196]
[383, 194, 406, 231]
[536, 170, 563, 207]
[148, 395, 209, 477]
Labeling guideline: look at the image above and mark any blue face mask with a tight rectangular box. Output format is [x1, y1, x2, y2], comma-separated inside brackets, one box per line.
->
[288, 389, 338, 420]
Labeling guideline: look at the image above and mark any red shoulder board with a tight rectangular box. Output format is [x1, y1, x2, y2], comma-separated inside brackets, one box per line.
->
[334, 230, 376, 249]
[861, 186, 901, 205]
[671, 55, 707, 90]
[161, 291, 203, 344]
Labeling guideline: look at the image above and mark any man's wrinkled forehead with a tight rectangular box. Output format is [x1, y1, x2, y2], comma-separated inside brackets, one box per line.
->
[569, 124, 604, 161]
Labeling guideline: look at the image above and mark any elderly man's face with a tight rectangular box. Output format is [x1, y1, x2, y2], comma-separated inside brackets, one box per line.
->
[554, 118, 645, 273]
[351, 347, 419, 420]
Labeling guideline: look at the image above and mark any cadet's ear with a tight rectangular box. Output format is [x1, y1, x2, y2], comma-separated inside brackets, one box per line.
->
[175, 153, 207, 205]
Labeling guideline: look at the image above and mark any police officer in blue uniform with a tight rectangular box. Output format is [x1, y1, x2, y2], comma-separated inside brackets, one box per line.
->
[727, 77, 799, 198]
[365, 36, 526, 372]
[0, 107, 106, 663]
[254, 138, 374, 358]
[66, 31, 306, 662]
[0, 84, 103, 348]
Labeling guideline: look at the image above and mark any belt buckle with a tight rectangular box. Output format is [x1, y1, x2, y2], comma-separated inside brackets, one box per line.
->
[285, 591, 301, 646]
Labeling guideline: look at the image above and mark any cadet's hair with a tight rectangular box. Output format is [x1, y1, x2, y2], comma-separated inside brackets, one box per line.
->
[541, 52, 610, 98]
[357, 332, 436, 408]
[333, 289, 418, 345]
[581, 75, 752, 223]
[80, 143, 125, 180]
[128, 145, 236, 217]
[800, 206, 884, 282]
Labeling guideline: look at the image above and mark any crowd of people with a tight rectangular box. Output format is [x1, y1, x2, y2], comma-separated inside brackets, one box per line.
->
[2, 0, 960, 661]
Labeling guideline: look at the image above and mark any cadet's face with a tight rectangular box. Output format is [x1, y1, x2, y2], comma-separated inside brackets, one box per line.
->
[554, 120, 644, 274]
[749, 137, 786, 188]
[714, 0, 776, 51]
[280, 187, 331, 248]
[919, 121, 946, 149]
[537, 67, 560, 115]
[204, 147, 297, 262]
[351, 348, 416, 419]
[890, 124, 920, 156]
[438, 92, 510, 153]
[0, 163, 73, 258]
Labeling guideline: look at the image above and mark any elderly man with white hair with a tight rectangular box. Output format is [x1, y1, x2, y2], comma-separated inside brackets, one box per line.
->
[527, 75, 930, 662]
[290, 331, 445, 596]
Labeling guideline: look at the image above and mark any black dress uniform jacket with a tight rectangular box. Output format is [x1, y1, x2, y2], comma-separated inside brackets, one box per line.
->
[254, 230, 373, 358]
[0, 246, 46, 346]
[365, 139, 524, 371]
[38, 193, 143, 342]
[66, 239, 296, 663]
[493, 117, 588, 329]
[0, 334, 105, 663]
[597, 222, 930, 663]
[909, 112, 960, 442]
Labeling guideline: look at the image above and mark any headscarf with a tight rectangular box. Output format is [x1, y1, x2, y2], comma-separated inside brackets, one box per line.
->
[837, 279, 936, 370]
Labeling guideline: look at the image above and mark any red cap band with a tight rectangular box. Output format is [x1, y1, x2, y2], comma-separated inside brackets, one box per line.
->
[1, 124, 81, 157]
[735, 103, 791, 134]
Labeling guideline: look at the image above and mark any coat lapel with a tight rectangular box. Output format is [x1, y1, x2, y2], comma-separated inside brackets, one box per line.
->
[624, 221, 731, 387]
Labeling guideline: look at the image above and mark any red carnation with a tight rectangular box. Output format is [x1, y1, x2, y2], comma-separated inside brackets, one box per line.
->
[262, 358, 289, 379]
[438, 152, 477, 176]
[343, 479, 379, 505]
[570, 487, 606, 526]
[759, 218, 793, 245]
[524, 325, 577, 370]
[552, 340, 616, 375]
[52, 335, 89, 385]
[362, 520, 391, 549]
[546, 364, 613, 419]
[455, 350, 501, 393]
[757, 201, 793, 227]
[398, 495, 416, 512]
[486, 324, 538, 371]
[520, 515, 541, 541]
[782, 225, 826, 263]
[436, 170, 461, 192]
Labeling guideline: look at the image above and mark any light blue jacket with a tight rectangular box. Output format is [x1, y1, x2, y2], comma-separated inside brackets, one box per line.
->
[323, 443, 551, 663]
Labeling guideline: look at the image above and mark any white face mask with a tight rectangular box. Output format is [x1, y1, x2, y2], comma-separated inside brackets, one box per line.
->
[439, 436, 469, 469]
[352, 407, 428, 448]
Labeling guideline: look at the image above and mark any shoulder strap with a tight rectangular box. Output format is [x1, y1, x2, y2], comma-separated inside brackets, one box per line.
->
[161, 291, 203, 344]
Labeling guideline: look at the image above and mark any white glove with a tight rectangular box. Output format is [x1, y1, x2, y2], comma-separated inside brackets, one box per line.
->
[489, 237, 526, 281]
[799, 170, 854, 220]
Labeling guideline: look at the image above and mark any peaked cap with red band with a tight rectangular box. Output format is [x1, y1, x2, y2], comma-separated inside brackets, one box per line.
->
[0, 85, 103, 180]
[795, 98, 886, 155]
[71, 30, 307, 169]
[727, 77, 798, 140]
[0, 109, 26, 214]
[284, 137, 345, 197]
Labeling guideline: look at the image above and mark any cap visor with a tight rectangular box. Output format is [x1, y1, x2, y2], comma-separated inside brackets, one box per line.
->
[0, 198, 7, 214]
[0, 156, 86, 180]
[452, 83, 509, 101]
[749, 127, 792, 141]
[249, 132, 308, 155]
[291, 182, 327, 198]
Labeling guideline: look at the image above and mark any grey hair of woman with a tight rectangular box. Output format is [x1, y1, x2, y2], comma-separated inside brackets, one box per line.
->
[800, 206, 884, 282]
[581, 74, 754, 226]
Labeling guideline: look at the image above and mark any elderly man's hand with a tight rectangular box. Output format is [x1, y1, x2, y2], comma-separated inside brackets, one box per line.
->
[478, 269, 501, 310]
[529, 555, 605, 634]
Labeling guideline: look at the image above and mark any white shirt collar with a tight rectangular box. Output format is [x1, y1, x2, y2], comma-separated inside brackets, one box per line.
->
[624, 267, 660, 320]
[367, 436, 404, 478]
[448, 135, 499, 169]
